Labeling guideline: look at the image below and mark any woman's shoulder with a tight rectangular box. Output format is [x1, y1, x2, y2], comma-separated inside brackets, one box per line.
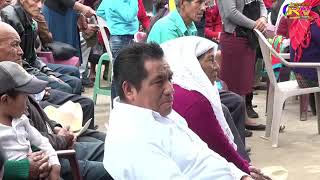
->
[173, 84, 210, 106]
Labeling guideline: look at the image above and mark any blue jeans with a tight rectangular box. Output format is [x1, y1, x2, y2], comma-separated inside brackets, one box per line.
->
[47, 64, 82, 95]
[110, 35, 134, 103]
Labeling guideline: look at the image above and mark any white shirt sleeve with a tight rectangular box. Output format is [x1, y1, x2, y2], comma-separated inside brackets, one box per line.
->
[105, 137, 248, 180]
[105, 143, 189, 180]
[24, 119, 60, 166]
[131, 149, 188, 180]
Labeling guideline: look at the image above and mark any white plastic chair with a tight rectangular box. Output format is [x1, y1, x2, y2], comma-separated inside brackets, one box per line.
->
[95, 16, 113, 120]
[254, 29, 320, 147]
[96, 16, 113, 65]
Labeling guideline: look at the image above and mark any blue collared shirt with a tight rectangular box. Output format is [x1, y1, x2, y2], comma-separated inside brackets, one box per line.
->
[147, 10, 198, 44]
[97, 0, 139, 35]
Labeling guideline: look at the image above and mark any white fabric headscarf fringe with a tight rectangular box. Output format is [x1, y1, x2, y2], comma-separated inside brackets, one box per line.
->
[160, 36, 236, 149]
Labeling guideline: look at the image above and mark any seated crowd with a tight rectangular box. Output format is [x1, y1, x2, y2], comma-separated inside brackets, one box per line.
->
[1, 0, 312, 179]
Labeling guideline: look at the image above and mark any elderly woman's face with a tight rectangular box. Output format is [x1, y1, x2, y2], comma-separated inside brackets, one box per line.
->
[198, 49, 219, 84]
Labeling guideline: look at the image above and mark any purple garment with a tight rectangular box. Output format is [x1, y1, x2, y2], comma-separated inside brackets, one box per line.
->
[172, 84, 250, 174]
[220, 33, 256, 96]
[290, 23, 320, 81]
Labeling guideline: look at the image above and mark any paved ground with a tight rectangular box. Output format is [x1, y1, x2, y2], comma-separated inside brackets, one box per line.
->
[84, 87, 320, 180]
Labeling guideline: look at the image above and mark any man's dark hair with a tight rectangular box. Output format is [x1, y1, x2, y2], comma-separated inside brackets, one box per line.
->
[175, 0, 197, 9]
[113, 42, 164, 100]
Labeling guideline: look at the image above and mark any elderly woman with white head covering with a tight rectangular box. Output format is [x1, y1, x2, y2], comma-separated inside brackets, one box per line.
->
[161, 36, 252, 174]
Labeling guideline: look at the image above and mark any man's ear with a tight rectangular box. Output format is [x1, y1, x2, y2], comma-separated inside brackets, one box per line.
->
[0, 94, 8, 104]
[122, 81, 136, 102]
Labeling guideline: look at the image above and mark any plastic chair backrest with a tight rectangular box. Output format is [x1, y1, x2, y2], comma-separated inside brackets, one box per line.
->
[255, 29, 288, 87]
[97, 16, 113, 63]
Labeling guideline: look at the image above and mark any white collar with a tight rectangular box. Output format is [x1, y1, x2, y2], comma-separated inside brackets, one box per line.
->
[112, 97, 192, 130]
[112, 97, 174, 123]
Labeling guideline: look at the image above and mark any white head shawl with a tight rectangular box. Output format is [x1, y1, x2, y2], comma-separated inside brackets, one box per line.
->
[160, 36, 236, 149]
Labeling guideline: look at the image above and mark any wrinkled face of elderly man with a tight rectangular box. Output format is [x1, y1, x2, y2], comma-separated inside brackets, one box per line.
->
[0, 22, 24, 65]
[178, 0, 208, 23]
[0, 0, 11, 9]
[19, 0, 43, 17]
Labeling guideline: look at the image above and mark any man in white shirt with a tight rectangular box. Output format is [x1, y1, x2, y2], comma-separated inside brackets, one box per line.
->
[104, 42, 255, 180]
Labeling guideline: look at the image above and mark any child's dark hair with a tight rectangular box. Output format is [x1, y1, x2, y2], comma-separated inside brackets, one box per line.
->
[0, 89, 20, 98]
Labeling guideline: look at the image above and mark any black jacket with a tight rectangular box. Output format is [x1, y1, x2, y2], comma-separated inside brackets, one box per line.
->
[26, 96, 69, 150]
[0, 4, 55, 76]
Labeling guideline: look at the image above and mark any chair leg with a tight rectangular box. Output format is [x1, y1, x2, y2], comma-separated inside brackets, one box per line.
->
[92, 57, 104, 103]
[107, 61, 112, 83]
[93, 91, 97, 105]
[300, 94, 309, 121]
[265, 84, 274, 138]
[271, 92, 285, 147]
[69, 154, 82, 180]
[265, 79, 270, 115]
[315, 92, 320, 134]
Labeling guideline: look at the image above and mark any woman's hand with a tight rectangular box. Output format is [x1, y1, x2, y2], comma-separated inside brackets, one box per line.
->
[249, 166, 272, 180]
[74, 2, 96, 18]
[254, 17, 267, 33]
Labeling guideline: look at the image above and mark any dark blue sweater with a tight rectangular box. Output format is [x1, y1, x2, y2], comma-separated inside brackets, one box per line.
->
[290, 23, 320, 80]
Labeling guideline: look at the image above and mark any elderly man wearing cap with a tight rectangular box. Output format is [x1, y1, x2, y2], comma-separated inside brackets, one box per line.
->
[0, 21, 99, 131]
[0, 0, 98, 131]
[0, 61, 61, 180]
[0, 0, 83, 95]
[0, 22, 112, 180]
